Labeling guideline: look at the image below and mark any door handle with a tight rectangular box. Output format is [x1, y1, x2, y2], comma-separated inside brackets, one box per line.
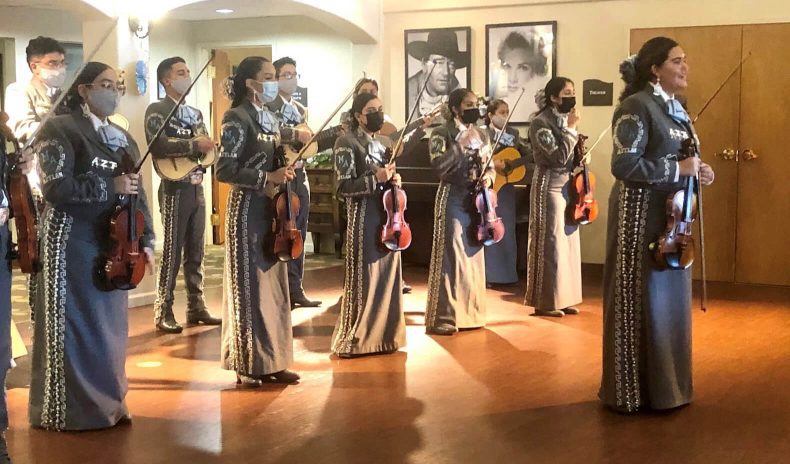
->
[742, 149, 758, 161]
[715, 149, 738, 161]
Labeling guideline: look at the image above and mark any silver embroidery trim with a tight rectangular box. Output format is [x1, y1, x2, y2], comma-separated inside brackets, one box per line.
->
[524, 167, 549, 307]
[220, 120, 245, 159]
[153, 189, 181, 322]
[38, 139, 66, 183]
[613, 185, 649, 412]
[613, 114, 645, 155]
[425, 182, 450, 328]
[331, 197, 368, 354]
[535, 127, 558, 154]
[224, 189, 254, 374]
[40, 208, 72, 431]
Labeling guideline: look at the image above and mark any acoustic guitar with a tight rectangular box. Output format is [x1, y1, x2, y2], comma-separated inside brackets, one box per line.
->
[492, 147, 528, 192]
[153, 144, 218, 181]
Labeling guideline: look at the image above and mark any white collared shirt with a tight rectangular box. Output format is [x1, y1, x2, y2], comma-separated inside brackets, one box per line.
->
[650, 82, 682, 182]
[86, 108, 109, 132]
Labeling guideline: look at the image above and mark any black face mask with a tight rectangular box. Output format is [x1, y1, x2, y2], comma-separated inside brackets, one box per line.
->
[364, 111, 385, 132]
[557, 96, 576, 114]
[460, 108, 479, 125]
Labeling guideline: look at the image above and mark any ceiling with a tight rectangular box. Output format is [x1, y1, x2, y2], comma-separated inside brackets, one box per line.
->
[165, 0, 312, 21]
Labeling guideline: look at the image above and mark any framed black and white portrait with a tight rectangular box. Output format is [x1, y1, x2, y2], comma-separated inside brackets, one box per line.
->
[486, 22, 557, 124]
[404, 26, 471, 117]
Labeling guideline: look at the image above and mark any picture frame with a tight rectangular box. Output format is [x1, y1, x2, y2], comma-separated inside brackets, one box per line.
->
[404, 26, 472, 118]
[485, 21, 557, 125]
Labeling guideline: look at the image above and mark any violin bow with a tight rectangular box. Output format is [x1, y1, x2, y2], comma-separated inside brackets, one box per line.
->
[688, 52, 750, 312]
[474, 87, 525, 190]
[287, 73, 367, 170]
[21, 21, 118, 152]
[388, 62, 437, 167]
[134, 50, 217, 173]
[693, 52, 751, 124]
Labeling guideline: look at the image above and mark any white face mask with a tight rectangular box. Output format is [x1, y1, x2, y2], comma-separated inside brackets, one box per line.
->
[491, 114, 507, 130]
[278, 77, 297, 96]
[39, 66, 66, 89]
[171, 76, 192, 96]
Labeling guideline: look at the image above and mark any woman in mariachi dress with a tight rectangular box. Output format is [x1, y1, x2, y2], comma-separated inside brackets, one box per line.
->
[29, 62, 155, 430]
[425, 88, 494, 336]
[484, 99, 533, 286]
[216, 56, 298, 387]
[600, 37, 714, 413]
[524, 77, 584, 317]
[331, 92, 406, 357]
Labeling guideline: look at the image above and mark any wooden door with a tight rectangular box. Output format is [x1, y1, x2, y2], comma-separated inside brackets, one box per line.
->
[211, 49, 231, 245]
[736, 23, 790, 286]
[630, 26, 742, 282]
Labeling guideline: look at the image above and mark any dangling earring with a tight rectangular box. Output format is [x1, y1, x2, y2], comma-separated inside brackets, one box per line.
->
[81, 101, 91, 118]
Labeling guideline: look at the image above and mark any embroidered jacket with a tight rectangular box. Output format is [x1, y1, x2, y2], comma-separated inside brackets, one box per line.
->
[334, 127, 392, 198]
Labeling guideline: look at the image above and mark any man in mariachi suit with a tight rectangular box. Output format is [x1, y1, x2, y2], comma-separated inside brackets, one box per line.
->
[0, 114, 34, 463]
[145, 57, 221, 333]
[265, 56, 323, 308]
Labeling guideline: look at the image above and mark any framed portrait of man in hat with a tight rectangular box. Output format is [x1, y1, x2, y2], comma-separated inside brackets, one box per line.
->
[404, 26, 471, 118]
[486, 21, 557, 124]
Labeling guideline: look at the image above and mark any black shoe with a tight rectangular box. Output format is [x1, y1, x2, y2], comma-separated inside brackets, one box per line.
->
[402, 282, 412, 294]
[0, 432, 10, 464]
[236, 374, 263, 388]
[186, 309, 222, 326]
[532, 309, 564, 318]
[427, 323, 458, 336]
[562, 307, 580, 315]
[156, 319, 183, 334]
[117, 413, 133, 425]
[290, 293, 322, 308]
[260, 370, 300, 384]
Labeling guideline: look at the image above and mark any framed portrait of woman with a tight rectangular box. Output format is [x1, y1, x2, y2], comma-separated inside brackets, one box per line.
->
[485, 21, 557, 125]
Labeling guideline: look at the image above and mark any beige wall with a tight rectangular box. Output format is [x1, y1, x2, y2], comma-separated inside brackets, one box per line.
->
[382, 0, 790, 263]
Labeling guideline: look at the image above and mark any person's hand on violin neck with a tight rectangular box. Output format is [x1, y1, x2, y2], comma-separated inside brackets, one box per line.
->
[17, 147, 36, 175]
[567, 107, 581, 129]
[114, 172, 140, 195]
[194, 136, 215, 154]
[375, 164, 396, 184]
[144, 247, 155, 275]
[678, 156, 701, 178]
[268, 165, 296, 185]
[391, 172, 402, 188]
[698, 162, 715, 186]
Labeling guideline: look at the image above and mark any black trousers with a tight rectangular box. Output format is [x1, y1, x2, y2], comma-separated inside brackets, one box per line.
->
[287, 168, 310, 297]
[0, 224, 12, 430]
[154, 181, 206, 322]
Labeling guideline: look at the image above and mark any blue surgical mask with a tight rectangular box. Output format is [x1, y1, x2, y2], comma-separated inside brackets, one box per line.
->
[254, 80, 279, 103]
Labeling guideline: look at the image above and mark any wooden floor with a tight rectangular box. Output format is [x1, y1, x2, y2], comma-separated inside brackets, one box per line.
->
[5, 263, 790, 464]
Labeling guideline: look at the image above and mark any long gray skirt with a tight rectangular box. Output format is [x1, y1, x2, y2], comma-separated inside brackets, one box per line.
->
[332, 194, 405, 355]
[524, 166, 582, 310]
[29, 207, 130, 431]
[220, 189, 293, 376]
[599, 182, 693, 412]
[484, 183, 518, 284]
[425, 182, 486, 330]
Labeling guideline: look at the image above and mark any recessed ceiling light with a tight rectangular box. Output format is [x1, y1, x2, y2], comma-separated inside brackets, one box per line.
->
[216, 8, 234, 14]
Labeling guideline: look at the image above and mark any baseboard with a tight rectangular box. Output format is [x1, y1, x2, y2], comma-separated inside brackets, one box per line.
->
[129, 291, 156, 309]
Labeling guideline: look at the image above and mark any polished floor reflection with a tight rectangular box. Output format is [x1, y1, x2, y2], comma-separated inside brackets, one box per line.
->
[6, 264, 790, 463]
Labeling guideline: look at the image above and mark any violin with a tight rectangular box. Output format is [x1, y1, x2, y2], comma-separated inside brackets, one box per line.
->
[1, 112, 40, 273]
[104, 152, 147, 290]
[381, 147, 411, 251]
[272, 146, 304, 262]
[569, 133, 599, 225]
[649, 138, 699, 270]
[475, 185, 505, 246]
[469, 127, 504, 246]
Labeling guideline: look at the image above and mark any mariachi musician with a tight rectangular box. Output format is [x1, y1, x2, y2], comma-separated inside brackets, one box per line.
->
[265, 57, 322, 309]
[145, 56, 220, 334]
[29, 62, 155, 431]
[425, 88, 494, 336]
[331, 92, 406, 358]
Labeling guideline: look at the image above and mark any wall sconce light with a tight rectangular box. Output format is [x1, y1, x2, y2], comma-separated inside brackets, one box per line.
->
[128, 16, 151, 39]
